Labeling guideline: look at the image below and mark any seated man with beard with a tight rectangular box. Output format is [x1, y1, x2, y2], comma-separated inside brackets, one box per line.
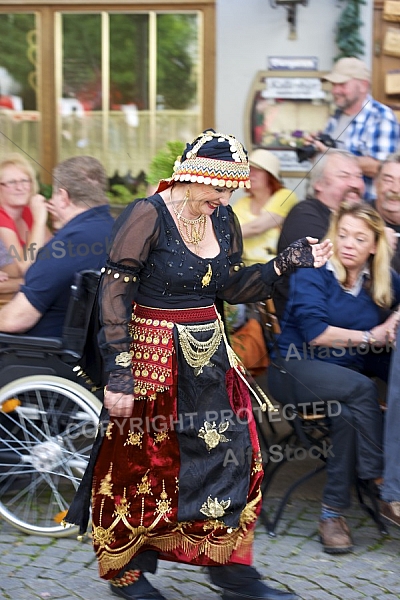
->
[273, 149, 364, 319]
[374, 153, 400, 274]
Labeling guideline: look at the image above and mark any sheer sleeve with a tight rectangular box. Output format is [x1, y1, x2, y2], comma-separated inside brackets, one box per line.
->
[218, 207, 280, 304]
[98, 199, 160, 393]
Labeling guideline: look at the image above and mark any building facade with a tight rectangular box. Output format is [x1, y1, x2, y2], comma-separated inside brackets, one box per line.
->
[0, 1, 395, 189]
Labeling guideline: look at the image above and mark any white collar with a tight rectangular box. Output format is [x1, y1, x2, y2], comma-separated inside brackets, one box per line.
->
[326, 259, 370, 297]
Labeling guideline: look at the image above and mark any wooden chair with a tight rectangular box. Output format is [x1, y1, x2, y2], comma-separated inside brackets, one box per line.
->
[255, 298, 388, 537]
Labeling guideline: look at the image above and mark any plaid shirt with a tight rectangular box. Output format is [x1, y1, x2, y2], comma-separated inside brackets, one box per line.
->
[324, 94, 400, 202]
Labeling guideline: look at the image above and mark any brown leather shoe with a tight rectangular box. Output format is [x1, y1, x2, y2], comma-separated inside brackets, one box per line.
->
[318, 517, 353, 554]
[380, 500, 400, 527]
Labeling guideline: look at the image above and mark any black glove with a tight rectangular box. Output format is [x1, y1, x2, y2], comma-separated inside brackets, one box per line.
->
[275, 238, 314, 274]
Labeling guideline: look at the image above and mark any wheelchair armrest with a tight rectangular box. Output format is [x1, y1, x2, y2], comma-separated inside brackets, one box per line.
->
[0, 332, 63, 350]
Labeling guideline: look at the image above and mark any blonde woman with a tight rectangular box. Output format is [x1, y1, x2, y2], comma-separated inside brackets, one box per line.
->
[0, 153, 50, 275]
[268, 202, 400, 555]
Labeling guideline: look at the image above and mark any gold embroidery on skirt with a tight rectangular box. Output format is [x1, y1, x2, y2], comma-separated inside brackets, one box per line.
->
[124, 431, 143, 448]
[95, 491, 260, 576]
[93, 525, 116, 548]
[155, 480, 172, 517]
[153, 430, 169, 444]
[105, 422, 114, 440]
[98, 464, 114, 498]
[113, 496, 131, 518]
[135, 471, 153, 496]
[239, 489, 261, 529]
[198, 420, 230, 451]
[96, 524, 255, 576]
[200, 496, 231, 519]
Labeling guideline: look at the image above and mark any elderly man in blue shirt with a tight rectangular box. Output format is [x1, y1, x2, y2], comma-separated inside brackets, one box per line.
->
[0, 155, 114, 337]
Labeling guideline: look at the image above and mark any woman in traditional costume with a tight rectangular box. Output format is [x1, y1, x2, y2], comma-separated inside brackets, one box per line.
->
[69, 130, 331, 600]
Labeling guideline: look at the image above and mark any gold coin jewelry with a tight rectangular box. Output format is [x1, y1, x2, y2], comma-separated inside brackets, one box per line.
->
[171, 188, 207, 254]
[176, 320, 223, 375]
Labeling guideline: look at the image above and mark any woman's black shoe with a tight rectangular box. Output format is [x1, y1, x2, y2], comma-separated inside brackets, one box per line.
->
[110, 573, 166, 600]
[208, 565, 298, 600]
[221, 584, 298, 600]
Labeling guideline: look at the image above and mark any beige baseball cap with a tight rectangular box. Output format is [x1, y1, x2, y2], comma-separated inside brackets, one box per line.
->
[322, 57, 371, 84]
[248, 149, 281, 180]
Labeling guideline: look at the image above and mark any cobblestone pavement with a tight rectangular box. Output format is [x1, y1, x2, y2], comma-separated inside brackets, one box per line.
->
[1, 492, 400, 600]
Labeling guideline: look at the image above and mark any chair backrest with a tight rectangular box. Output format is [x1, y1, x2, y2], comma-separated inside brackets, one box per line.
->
[61, 270, 100, 357]
[256, 298, 281, 351]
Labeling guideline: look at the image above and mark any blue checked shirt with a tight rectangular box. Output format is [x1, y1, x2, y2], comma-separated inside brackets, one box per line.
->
[324, 94, 400, 202]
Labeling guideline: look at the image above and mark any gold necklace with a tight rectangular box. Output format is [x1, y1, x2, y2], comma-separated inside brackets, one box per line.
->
[171, 188, 207, 253]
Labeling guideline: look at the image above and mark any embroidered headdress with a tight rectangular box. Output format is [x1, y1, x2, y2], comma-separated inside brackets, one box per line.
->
[157, 129, 250, 191]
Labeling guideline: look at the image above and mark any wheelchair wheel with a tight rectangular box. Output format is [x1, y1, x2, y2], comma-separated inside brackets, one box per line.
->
[0, 375, 101, 537]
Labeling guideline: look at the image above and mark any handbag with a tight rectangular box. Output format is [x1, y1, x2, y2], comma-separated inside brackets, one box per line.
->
[230, 317, 269, 376]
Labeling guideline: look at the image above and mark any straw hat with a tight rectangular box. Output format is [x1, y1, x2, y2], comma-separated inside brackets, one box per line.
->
[248, 149, 281, 181]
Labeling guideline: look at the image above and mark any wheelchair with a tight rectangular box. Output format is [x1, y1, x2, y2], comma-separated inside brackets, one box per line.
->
[0, 270, 103, 537]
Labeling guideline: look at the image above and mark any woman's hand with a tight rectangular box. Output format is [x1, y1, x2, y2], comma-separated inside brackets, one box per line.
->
[104, 390, 134, 417]
[0, 270, 9, 282]
[274, 237, 333, 275]
[29, 193, 49, 225]
[307, 237, 333, 268]
[371, 310, 400, 346]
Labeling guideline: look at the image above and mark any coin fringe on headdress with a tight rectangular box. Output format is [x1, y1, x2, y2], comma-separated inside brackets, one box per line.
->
[156, 130, 251, 192]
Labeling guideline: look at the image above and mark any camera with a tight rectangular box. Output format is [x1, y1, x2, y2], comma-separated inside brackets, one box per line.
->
[295, 133, 336, 163]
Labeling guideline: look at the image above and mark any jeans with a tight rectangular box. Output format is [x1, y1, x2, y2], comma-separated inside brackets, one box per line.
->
[267, 358, 384, 509]
[382, 327, 400, 502]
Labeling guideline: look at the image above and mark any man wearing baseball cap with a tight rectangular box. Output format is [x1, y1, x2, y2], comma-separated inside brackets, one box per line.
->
[309, 57, 399, 202]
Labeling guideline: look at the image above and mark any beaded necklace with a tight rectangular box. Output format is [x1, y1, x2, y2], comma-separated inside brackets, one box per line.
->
[171, 188, 207, 254]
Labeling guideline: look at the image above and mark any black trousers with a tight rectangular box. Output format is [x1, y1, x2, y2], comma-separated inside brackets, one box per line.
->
[267, 358, 384, 509]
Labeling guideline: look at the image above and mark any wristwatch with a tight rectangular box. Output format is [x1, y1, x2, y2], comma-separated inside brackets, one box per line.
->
[360, 330, 376, 350]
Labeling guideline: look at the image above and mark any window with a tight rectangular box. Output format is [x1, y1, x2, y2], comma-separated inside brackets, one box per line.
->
[0, 13, 40, 165]
[0, 2, 214, 186]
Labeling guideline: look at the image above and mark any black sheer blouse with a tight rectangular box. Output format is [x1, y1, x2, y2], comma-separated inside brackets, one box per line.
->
[99, 194, 279, 391]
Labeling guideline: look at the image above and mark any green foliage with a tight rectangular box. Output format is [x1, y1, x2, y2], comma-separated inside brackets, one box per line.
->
[109, 14, 149, 107]
[157, 14, 198, 109]
[107, 183, 148, 205]
[107, 184, 135, 205]
[0, 14, 37, 109]
[39, 182, 53, 200]
[62, 14, 101, 104]
[335, 0, 366, 60]
[147, 141, 186, 185]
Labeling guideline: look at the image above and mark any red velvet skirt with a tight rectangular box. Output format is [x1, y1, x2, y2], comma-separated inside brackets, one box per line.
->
[91, 304, 264, 579]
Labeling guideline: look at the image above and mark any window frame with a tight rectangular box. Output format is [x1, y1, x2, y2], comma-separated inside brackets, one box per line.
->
[1, 1, 215, 183]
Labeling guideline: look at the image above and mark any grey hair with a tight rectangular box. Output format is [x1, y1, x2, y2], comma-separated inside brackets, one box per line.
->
[53, 156, 108, 207]
[377, 152, 400, 176]
[308, 149, 360, 195]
